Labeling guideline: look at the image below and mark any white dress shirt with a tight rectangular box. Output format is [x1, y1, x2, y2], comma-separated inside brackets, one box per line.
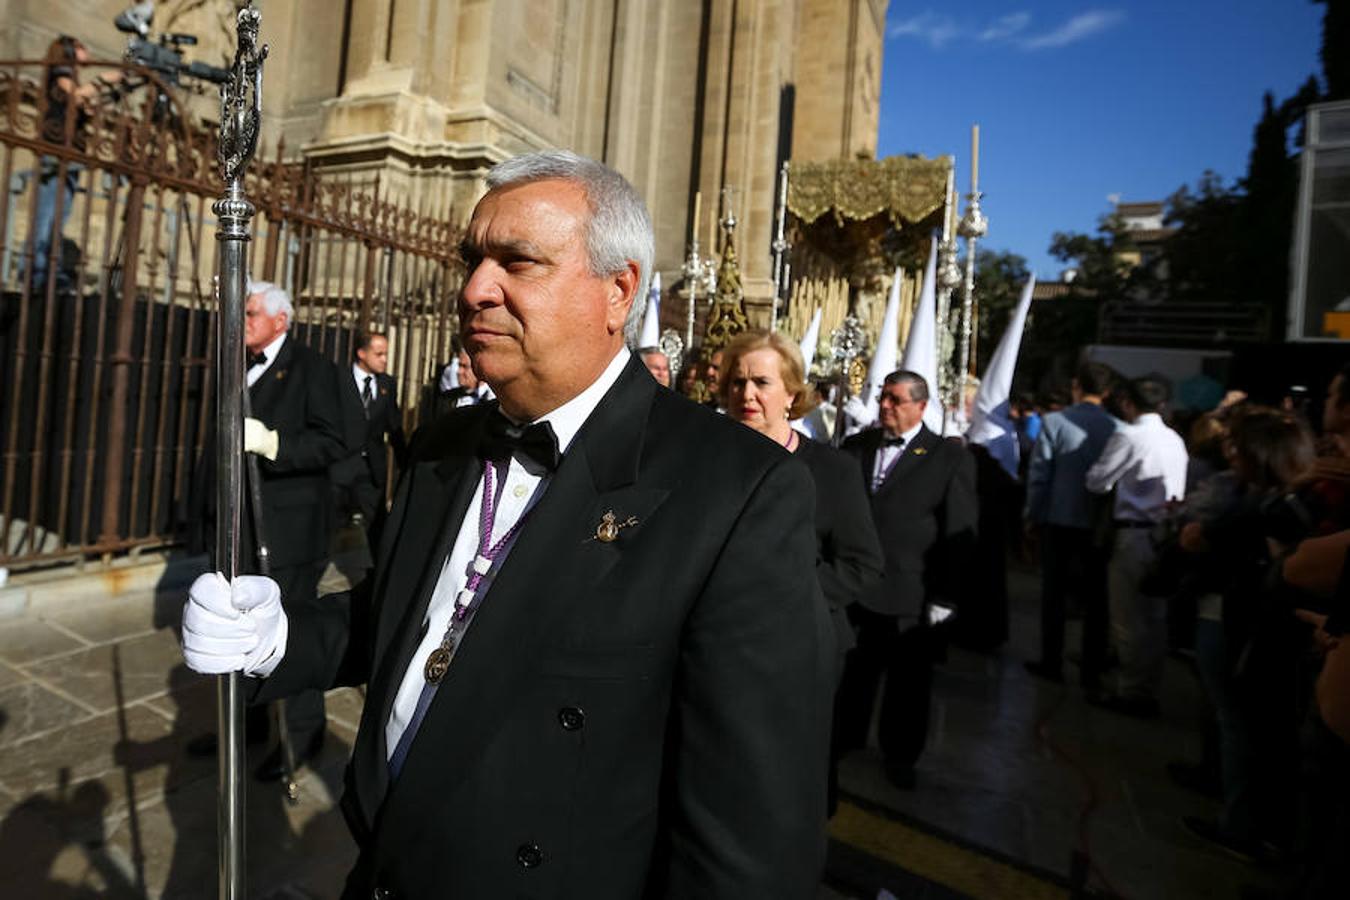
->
[246, 331, 287, 388]
[871, 421, 923, 491]
[1085, 412, 1188, 522]
[385, 347, 631, 757]
[352, 362, 375, 398]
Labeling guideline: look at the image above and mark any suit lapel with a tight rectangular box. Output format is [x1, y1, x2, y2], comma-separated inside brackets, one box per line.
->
[876, 425, 940, 495]
[249, 335, 295, 414]
[384, 359, 666, 811]
[347, 411, 488, 822]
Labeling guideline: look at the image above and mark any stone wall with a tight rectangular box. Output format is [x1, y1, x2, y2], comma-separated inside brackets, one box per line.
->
[6, 0, 888, 320]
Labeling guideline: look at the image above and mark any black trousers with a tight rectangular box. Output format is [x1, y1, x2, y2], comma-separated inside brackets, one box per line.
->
[336, 470, 384, 524]
[271, 561, 327, 749]
[834, 605, 937, 767]
[1036, 524, 1109, 686]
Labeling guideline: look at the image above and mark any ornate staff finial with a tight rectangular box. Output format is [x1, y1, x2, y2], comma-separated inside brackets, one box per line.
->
[217, 6, 269, 185]
[702, 196, 749, 355]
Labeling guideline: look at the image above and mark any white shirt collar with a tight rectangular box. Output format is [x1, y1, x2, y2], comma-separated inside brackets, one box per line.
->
[884, 420, 924, 446]
[1133, 412, 1163, 429]
[353, 362, 375, 389]
[261, 330, 287, 364]
[525, 346, 631, 456]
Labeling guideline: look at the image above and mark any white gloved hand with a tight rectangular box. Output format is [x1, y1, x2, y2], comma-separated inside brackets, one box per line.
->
[181, 572, 288, 676]
[243, 417, 279, 461]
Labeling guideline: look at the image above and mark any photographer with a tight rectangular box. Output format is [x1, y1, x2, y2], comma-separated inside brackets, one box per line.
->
[31, 36, 119, 291]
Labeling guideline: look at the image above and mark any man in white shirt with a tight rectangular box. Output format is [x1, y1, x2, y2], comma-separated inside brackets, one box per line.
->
[1085, 375, 1188, 717]
[333, 331, 408, 528]
[180, 150, 831, 898]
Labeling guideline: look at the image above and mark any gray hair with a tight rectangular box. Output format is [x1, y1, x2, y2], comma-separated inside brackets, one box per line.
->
[883, 369, 930, 403]
[485, 150, 653, 344]
[247, 280, 294, 329]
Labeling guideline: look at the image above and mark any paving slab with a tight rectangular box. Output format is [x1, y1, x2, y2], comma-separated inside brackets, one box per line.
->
[0, 681, 91, 748]
[24, 631, 186, 715]
[46, 595, 165, 646]
[0, 618, 88, 664]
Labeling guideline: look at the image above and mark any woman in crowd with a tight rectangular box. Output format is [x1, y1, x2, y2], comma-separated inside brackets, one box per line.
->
[1177, 406, 1315, 859]
[718, 330, 883, 813]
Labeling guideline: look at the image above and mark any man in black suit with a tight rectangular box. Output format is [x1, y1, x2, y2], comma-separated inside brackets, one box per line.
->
[333, 331, 408, 528]
[181, 151, 832, 898]
[837, 370, 977, 789]
[239, 281, 347, 779]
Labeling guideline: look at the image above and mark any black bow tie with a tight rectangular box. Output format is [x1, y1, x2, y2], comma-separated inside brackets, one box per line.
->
[882, 435, 906, 448]
[479, 410, 561, 476]
[247, 351, 267, 369]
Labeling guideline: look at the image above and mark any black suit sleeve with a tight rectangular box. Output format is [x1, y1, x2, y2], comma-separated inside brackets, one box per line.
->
[936, 446, 978, 606]
[264, 354, 346, 475]
[815, 453, 883, 612]
[383, 375, 409, 470]
[655, 456, 830, 898]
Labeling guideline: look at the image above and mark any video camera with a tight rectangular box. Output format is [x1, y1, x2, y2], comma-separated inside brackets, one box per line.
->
[114, 1, 229, 87]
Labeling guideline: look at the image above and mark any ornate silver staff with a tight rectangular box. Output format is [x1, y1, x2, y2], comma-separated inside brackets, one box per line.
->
[213, 7, 267, 899]
[769, 161, 790, 332]
[828, 313, 866, 447]
[955, 126, 987, 426]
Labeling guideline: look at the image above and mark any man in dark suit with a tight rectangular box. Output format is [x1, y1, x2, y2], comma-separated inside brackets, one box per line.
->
[181, 151, 832, 898]
[837, 370, 977, 789]
[333, 331, 409, 529]
[239, 281, 347, 779]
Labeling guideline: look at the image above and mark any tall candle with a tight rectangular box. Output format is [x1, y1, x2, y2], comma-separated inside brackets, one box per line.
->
[708, 195, 717, 254]
[942, 161, 956, 240]
[970, 124, 980, 194]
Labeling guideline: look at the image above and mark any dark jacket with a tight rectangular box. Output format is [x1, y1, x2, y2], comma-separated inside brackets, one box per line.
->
[256, 358, 834, 899]
[795, 436, 884, 654]
[239, 335, 346, 571]
[842, 425, 978, 619]
[332, 368, 408, 492]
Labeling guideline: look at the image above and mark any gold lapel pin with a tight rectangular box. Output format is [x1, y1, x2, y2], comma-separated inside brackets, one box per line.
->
[594, 509, 638, 543]
[275, 369, 286, 380]
[913, 447, 927, 456]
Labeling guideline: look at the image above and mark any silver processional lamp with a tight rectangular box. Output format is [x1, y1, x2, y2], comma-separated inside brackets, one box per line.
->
[212, 5, 267, 899]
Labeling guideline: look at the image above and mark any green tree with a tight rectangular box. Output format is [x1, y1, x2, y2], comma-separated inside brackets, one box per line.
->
[1315, 0, 1349, 100]
[972, 248, 1029, 373]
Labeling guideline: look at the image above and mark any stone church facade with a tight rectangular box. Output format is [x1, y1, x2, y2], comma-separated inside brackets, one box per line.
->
[3, 0, 885, 315]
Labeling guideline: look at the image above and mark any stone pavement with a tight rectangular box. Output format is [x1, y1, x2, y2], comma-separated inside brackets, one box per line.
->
[0, 555, 1281, 899]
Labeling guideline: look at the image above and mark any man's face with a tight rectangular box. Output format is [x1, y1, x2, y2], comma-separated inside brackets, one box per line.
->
[642, 351, 670, 387]
[456, 349, 479, 391]
[878, 381, 925, 435]
[704, 350, 723, 386]
[356, 336, 389, 375]
[244, 294, 287, 353]
[458, 179, 636, 418]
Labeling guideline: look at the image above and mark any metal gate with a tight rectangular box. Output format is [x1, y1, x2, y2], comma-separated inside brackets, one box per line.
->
[0, 59, 463, 569]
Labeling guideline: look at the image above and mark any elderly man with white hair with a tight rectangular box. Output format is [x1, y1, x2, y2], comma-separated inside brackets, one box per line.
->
[181, 151, 831, 898]
[190, 280, 346, 780]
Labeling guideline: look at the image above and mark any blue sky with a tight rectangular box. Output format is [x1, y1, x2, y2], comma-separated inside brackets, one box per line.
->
[876, 1, 1325, 278]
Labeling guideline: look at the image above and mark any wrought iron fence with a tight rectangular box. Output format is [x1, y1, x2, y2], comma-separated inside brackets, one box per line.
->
[0, 59, 463, 569]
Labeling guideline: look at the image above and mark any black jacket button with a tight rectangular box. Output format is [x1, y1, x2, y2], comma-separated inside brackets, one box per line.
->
[517, 843, 544, 868]
[557, 706, 585, 731]
[372, 888, 393, 900]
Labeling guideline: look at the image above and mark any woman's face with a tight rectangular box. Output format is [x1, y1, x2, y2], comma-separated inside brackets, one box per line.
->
[724, 347, 794, 434]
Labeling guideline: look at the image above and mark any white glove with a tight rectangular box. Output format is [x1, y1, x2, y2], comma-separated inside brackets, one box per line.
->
[926, 602, 954, 627]
[243, 417, 279, 461]
[842, 396, 874, 428]
[181, 572, 288, 676]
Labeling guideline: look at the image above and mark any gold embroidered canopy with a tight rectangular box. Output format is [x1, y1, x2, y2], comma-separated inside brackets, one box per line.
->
[788, 155, 951, 228]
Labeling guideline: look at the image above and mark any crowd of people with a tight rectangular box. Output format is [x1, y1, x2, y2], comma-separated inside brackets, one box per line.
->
[174, 149, 1349, 899]
[1016, 359, 1350, 896]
